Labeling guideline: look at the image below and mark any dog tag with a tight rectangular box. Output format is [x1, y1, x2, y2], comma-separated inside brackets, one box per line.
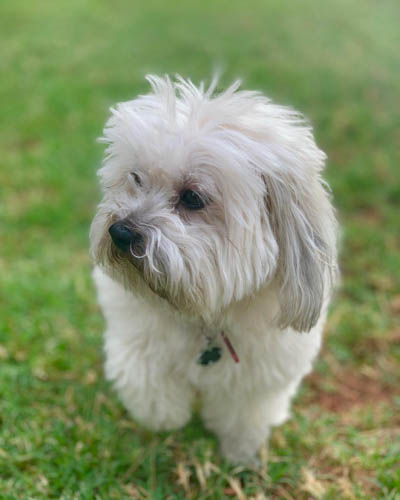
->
[197, 346, 222, 366]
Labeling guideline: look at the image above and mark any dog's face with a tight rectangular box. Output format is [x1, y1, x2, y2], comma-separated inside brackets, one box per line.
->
[90, 76, 337, 330]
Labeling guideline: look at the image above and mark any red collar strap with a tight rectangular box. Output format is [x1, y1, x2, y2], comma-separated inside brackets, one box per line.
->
[221, 330, 240, 363]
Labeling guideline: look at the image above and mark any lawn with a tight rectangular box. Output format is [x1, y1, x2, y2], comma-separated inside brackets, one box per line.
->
[0, 0, 399, 498]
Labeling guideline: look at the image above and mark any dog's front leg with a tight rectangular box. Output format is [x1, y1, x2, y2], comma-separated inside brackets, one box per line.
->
[201, 385, 297, 465]
[104, 335, 194, 431]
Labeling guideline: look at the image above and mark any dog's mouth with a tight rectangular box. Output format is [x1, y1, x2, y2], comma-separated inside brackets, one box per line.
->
[102, 233, 213, 318]
[109, 236, 173, 301]
[105, 225, 200, 313]
[110, 241, 147, 273]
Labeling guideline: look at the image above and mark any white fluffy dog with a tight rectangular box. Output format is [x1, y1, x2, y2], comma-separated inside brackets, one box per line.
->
[90, 75, 338, 464]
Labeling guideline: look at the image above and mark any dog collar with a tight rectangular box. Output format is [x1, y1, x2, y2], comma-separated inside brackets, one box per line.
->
[221, 330, 240, 363]
[197, 330, 239, 366]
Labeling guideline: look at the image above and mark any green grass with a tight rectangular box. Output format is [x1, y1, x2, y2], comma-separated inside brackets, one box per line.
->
[1, 0, 399, 497]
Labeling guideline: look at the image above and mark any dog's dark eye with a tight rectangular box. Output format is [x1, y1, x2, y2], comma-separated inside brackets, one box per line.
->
[179, 189, 206, 210]
[130, 172, 142, 186]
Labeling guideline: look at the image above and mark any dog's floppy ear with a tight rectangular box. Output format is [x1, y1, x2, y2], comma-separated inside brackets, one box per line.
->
[264, 172, 337, 332]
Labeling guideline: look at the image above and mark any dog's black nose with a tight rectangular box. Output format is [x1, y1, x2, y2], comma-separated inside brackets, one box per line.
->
[109, 222, 142, 252]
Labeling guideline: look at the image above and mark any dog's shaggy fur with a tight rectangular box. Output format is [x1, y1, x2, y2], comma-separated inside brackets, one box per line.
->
[90, 75, 338, 464]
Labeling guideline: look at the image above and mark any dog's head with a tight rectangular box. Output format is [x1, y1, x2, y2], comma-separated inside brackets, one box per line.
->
[90, 75, 337, 330]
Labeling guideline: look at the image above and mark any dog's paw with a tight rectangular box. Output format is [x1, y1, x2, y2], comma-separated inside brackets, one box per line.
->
[220, 437, 263, 467]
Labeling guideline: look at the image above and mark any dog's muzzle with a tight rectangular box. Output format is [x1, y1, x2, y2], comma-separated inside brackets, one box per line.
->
[109, 222, 143, 253]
